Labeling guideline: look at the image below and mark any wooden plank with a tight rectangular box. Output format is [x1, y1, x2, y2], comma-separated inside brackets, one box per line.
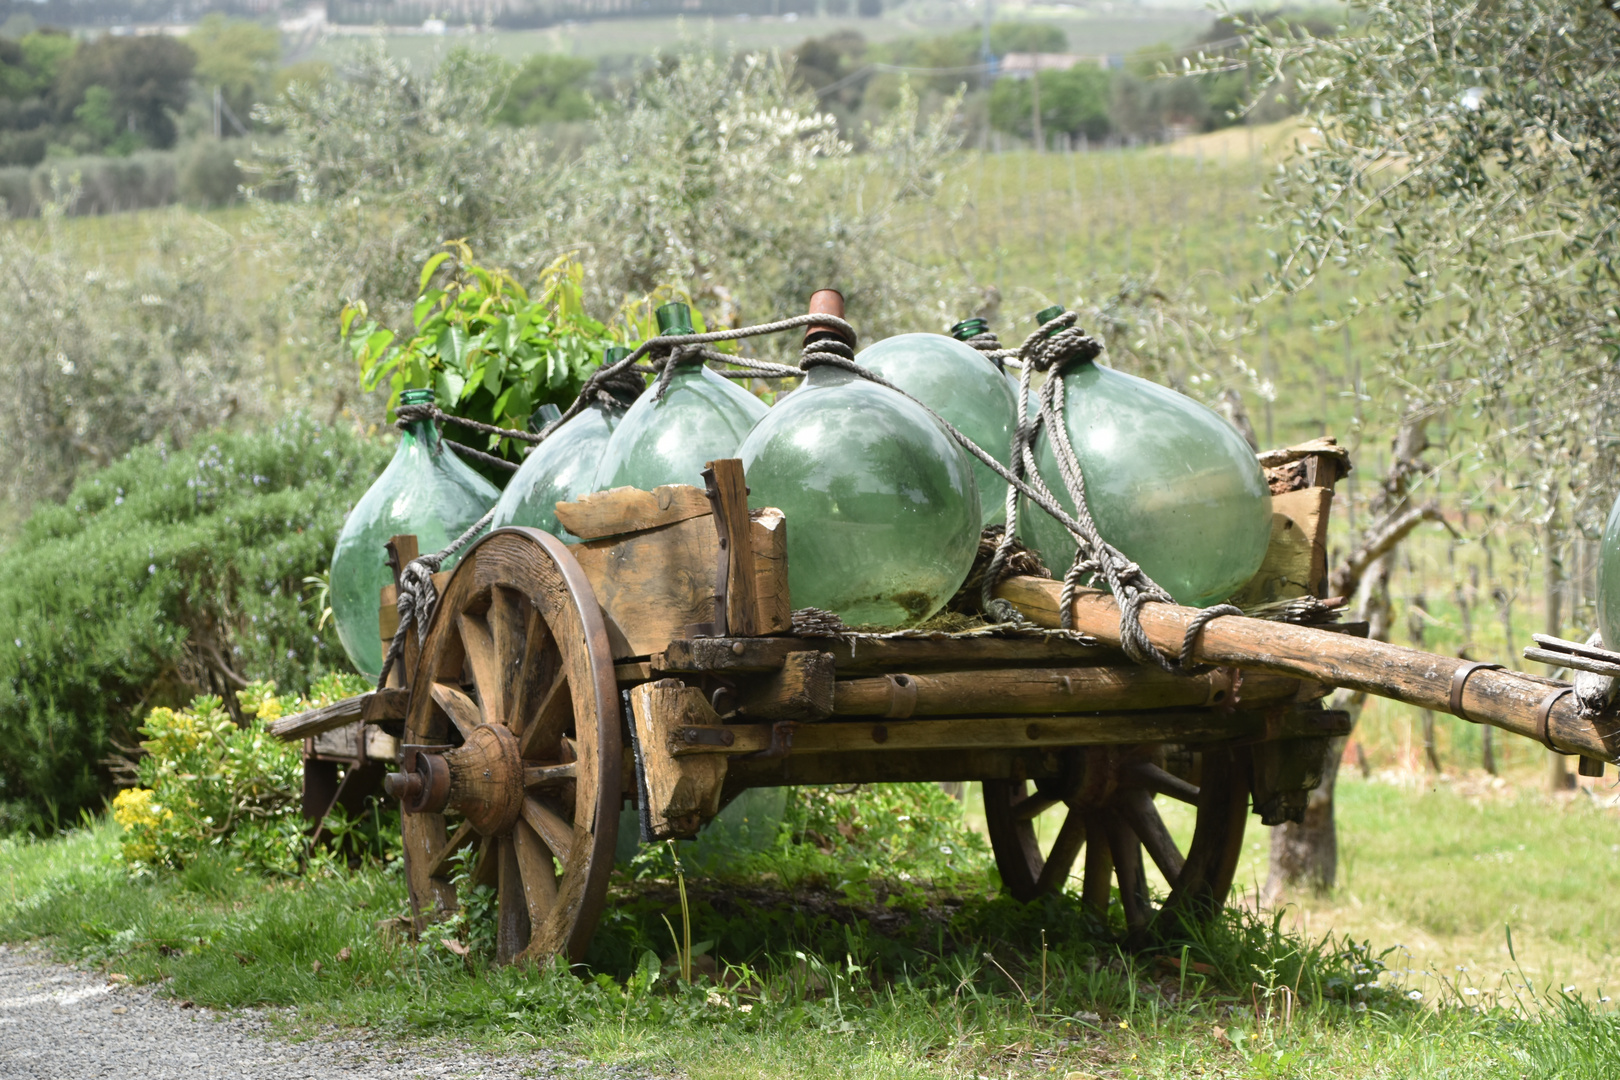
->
[705, 459, 759, 636]
[364, 724, 400, 761]
[312, 721, 361, 759]
[995, 575, 1620, 762]
[655, 633, 1114, 675]
[673, 707, 1352, 758]
[554, 484, 712, 540]
[268, 695, 366, 740]
[569, 509, 790, 659]
[1230, 486, 1333, 607]
[830, 665, 1301, 718]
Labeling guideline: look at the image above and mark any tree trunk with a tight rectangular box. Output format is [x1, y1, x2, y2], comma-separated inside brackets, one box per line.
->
[1544, 512, 1574, 791]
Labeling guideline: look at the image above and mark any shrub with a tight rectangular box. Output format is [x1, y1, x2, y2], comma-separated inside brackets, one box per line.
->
[112, 674, 367, 875]
[0, 414, 390, 830]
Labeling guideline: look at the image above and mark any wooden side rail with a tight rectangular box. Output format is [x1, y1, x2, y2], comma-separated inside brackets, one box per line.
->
[996, 576, 1619, 763]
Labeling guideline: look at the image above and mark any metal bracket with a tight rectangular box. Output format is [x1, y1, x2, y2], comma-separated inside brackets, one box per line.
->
[737, 721, 796, 761]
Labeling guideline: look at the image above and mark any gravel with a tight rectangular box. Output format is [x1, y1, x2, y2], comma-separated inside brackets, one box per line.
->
[0, 944, 652, 1080]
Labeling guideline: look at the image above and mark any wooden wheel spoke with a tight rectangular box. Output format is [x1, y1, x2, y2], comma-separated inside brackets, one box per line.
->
[1103, 811, 1152, 933]
[1080, 810, 1113, 916]
[431, 682, 482, 742]
[522, 796, 574, 865]
[488, 587, 527, 718]
[470, 835, 498, 889]
[426, 819, 477, 881]
[496, 837, 530, 965]
[1034, 809, 1087, 895]
[1118, 788, 1186, 883]
[524, 762, 578, 789]
[458, 612, 505, 725]
[1012, 793, 1059, 822]
[1125, 761, 1201, 805]
[518, 666, 571, 760]
[512, 819, 559, 931]
[506, 609, 553, 736]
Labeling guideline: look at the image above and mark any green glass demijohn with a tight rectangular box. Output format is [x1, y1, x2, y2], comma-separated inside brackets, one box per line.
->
[738, 294, 981, 627]
[1598, 493, 1620, 648]
[593, 303, 768, 492]
[952, 315, 1028, 416]
[489, 346, 641, 541]
[329, 389, 501, 679]
[1019, 309, 1272, 609]
[857, 331, 1017, 527]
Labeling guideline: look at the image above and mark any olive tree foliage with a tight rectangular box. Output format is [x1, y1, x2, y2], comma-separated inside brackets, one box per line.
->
[1240, 0, 1620, 555]
[1225, 0, 1620, 893]
[254, 43, 966, 389]
[0, 189, 264, 518]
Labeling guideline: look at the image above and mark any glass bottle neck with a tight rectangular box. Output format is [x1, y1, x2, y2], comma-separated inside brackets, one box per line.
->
[400, 418, 441, 451]
[804, 363, 859, 388]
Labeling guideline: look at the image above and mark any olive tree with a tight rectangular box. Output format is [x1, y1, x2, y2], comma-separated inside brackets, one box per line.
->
[1230, 0, 1620, 890]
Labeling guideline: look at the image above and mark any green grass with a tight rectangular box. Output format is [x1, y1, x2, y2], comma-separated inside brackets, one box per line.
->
[7, 782, 1620, 1078]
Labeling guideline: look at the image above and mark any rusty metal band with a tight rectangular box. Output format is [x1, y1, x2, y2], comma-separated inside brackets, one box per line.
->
[1448, 661, 1502, 721]
[1534, 686, 1575, 753]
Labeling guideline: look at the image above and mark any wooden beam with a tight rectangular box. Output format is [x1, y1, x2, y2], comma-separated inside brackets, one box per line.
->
[655, 633, 1114, 675]
[268, 695, 366, 740]
[830, 664, 1302, 718]
[994, 575, 1620, 762]
[671, 707, 1352, 758]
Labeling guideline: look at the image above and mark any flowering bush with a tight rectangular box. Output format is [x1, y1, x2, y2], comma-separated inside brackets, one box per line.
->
[113, 673, 367, 875]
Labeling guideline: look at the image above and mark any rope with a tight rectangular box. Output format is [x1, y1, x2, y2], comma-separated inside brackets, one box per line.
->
[377, 505, 498, 692]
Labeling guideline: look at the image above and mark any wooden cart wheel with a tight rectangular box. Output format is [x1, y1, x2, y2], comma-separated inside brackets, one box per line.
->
[983, 744, 1251, 940]
[388, 528, 622, 966]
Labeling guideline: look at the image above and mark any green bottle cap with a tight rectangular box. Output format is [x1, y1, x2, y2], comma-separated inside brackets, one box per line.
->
[400, 388, 436, 407]
[655, 301, 695, 336]
[603, 345, 633, 365]
[950, 318, 990, 341]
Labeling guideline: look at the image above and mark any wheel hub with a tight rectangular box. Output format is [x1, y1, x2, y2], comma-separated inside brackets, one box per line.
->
[385, 723, 525, 836]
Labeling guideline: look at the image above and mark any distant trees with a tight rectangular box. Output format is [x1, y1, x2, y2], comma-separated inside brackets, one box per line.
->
[988, 64, 1110, 143]
[53, 35, 195, 151]
[494, 53, 595, 126]
[189, 13, 280, 133]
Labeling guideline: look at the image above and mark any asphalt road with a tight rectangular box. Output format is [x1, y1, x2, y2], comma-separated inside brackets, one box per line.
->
[0, 944, 641, 1080]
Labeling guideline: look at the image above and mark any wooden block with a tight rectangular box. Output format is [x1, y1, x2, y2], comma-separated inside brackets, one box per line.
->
[1231, 486, 1334, 606]
[736, 651, 836, 721]
[629, 682, 728, 839]
[749, 509, 791, 635]
[555, 484, 712, 540]
[361, 687, 410, 722]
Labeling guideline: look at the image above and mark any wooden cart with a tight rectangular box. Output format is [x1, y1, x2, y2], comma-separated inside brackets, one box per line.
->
[272, 441, 1620, 966]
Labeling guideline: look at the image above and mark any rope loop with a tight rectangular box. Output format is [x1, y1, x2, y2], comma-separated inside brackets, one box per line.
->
[1019, 310, 1104, 374]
